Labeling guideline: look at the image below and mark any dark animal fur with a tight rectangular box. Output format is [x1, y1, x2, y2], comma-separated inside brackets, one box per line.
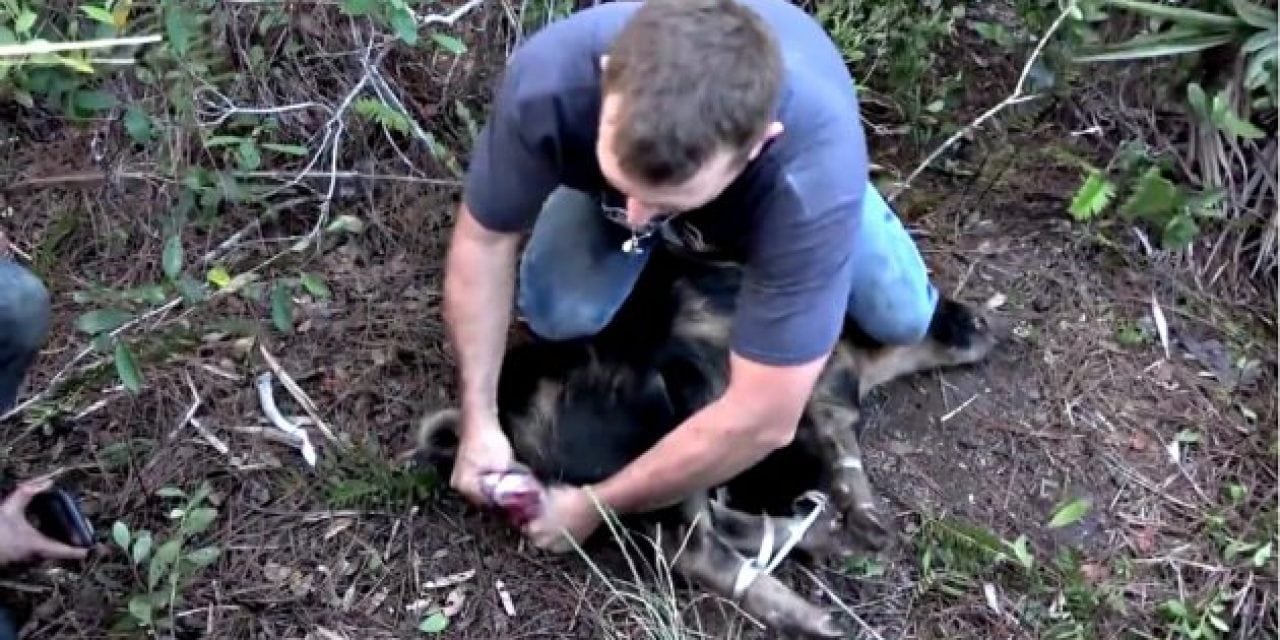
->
[415, 248, 998, 637]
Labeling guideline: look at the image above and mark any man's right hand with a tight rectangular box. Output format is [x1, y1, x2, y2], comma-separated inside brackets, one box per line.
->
[450, 412, 516, 506]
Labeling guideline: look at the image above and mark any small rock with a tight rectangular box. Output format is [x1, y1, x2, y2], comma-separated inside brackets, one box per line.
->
[887, 440, 919, 456]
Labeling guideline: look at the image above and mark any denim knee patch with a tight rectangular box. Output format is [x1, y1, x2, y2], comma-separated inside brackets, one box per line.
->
[0, 260, 51, 352]
[516, 186, 652, 341]
[845, 184, 939, 345]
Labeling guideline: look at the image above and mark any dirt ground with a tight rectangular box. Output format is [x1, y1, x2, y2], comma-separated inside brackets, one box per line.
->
[0, 2, 1276, 639]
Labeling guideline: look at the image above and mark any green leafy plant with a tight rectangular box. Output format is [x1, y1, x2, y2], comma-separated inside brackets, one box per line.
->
[111, 483, 222, 632]
[813, 0, 964, 140]
[1159, 591, 1233, 640]
[1065, 144, 1226, 249]
[324, 439, 438, 511]
[1186, 80, 1267, 139]
[1071, 0, 1278, 107]
[338, 0, 470, 50]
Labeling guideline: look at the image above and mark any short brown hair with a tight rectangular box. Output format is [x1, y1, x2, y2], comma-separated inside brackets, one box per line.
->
[602, 0, 783, 187]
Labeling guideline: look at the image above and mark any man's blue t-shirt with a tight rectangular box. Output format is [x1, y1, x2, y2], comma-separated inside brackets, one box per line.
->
[463, 0, 870, 367]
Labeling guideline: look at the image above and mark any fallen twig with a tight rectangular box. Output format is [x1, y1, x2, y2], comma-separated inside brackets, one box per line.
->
[167, 370, 204, 441]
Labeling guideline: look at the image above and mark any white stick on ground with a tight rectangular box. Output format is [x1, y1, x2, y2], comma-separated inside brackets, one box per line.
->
[256, 372, 318, 467]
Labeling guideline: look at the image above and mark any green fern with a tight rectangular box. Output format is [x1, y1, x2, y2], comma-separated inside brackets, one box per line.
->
[353, 97, 413, 136]
[1119, 165, 1182, 223]
[919, 517, 1011, 574]
[1068, 171, 1117, 221]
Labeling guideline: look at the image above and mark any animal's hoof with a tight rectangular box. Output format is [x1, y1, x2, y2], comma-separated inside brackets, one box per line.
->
[812, 610, 850, 638]
[741, 575, 850, 639]
[794, 513, 847, 561]
[788, 608, 849, 639]
[841, 506, 892, 553]
[829, 476, 893, 552]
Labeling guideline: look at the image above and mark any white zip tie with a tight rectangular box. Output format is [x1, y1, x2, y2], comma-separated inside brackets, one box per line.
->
[731, 490, 829, 600]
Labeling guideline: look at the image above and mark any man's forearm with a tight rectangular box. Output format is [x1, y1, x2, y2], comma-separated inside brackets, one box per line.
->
[592, 397, 785, 514]
[591, 351, 827, 515]
[443, 204, 520, 427]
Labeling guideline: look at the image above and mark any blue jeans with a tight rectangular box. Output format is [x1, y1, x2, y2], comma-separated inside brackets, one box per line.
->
[0, 257, 50, 637]
[0, 259, 51, 413]
[0, 260, 50, 639]
[0, 605, 18, 640]
[516, 182, 938, 345]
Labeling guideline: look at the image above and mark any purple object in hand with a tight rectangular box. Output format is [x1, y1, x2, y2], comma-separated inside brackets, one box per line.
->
[480, 470, 545, 527]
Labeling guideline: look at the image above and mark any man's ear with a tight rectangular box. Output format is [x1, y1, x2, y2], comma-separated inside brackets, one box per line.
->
[748, 121, 785, 160]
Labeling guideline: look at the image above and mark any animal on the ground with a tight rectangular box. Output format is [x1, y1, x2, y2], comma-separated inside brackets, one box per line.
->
[414, 249, 998, 638]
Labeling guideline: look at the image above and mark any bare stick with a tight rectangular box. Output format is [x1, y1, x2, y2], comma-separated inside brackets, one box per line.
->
[167, 369, 204, 441]
[0, 35, 162, 56]
[886, 0, 1077, 203]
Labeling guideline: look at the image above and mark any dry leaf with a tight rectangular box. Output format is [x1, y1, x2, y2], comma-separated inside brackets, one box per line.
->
[982, 583, 1001, 614]
[1134, 527, 1157, 554]
[324, 519, 354, 540]
[495, 579, 516, 616]
[443, 587, 467, 616]
[1128, 431, 1153, 452]
[1080, 563, 1109, 583]
[263, 562, 291, 583]
[405, 598, 433, 613]
[311, 627, 348, 640]
[290, 571, 315, 597]
[363, 588, 389, 616]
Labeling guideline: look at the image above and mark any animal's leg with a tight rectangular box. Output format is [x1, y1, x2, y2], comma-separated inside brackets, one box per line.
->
[851, 297, 1000, 398]
[706, 495, 846, 560]
[667, 498, 846, 639]
[804, 400, 891, 552]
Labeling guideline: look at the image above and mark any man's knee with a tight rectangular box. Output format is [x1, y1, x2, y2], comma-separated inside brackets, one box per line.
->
[853, 285, 937, 346]
[843, 180, 942, 346]
[0, 260, 52, 352]
[516, 185, 648, 342]
[520, 297, 614, 341]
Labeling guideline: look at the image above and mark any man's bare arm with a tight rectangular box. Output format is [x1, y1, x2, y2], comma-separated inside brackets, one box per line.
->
[591, 350, 829, 514]
[442, 202, 522, 425]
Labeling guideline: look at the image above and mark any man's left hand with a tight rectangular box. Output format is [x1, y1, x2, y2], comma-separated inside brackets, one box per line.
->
[0, 477, 90, 567]
[522, 485, 602, 553]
